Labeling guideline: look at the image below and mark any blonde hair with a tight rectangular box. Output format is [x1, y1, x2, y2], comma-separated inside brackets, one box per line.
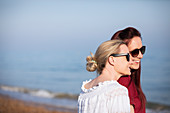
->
[86, 40, 126, 74]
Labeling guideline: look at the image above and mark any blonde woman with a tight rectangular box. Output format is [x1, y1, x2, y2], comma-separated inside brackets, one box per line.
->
[78, 40, 132, 113]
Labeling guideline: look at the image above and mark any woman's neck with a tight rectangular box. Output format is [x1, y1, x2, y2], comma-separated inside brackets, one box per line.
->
[99, 66, 122, 82]
[85, 65, 122, 90]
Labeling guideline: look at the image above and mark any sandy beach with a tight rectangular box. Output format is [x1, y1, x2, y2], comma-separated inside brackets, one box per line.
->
[0, 94, 77, 113]
[1, 93, 170, 113]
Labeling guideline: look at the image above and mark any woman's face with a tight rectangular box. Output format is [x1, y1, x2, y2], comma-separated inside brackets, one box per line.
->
[128, 36, 143, 70]
[113, 44, 131, 76]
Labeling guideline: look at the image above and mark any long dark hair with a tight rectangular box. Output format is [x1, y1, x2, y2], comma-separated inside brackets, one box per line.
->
[111, 27, 146, 109]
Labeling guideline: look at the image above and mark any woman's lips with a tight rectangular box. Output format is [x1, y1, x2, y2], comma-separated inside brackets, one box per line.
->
[134, 60, 140, 64]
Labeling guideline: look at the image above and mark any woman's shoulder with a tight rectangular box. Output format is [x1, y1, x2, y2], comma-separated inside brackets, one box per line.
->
[106, 81, 129, 95]
[118, 75, 131, 87]
[80, 79, 93, 93]
[80, 80, 128, 97]
[81, 79, 119, 92]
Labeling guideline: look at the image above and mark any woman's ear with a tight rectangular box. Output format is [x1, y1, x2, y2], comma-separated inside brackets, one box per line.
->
[108, 56, 114, 66]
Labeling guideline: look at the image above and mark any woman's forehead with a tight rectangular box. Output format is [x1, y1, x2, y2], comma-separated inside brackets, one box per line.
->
[119, 44, 129, 53]
[128, 36, 142, 50]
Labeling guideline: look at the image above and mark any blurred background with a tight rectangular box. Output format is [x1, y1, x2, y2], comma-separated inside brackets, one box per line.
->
[0, 0, 170, 110]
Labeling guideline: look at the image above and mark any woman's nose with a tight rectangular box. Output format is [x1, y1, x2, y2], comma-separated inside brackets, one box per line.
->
[138, 51, 143, 59]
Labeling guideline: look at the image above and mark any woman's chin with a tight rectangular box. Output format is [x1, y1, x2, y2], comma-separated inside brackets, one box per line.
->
[130, 64, 139, 70]
[127, 71, 131, 76]
[123, 70, 131, 76]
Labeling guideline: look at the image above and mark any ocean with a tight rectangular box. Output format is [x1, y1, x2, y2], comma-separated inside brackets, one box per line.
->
[0, 48, 170, 112]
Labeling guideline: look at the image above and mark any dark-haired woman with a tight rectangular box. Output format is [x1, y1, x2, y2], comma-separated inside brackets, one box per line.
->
[111, 27, 146, 113]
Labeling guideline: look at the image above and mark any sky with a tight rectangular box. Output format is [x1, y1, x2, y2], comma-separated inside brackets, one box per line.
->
[0, 0, 170, 55]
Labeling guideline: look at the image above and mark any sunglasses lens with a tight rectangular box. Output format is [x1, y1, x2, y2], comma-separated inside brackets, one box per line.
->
[131, 46, 146, 57]
[141, 46, 146, 54]
[131, 49, 139, 57]
[126, 54, 130, 62]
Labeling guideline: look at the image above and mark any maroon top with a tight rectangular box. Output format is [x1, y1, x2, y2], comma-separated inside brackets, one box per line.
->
[118, 76, 145, 113]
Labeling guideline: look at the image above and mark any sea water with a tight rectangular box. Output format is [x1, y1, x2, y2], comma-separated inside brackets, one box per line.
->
[0, 48, 170, 109]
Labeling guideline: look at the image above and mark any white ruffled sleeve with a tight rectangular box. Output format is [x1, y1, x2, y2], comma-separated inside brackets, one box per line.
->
[106, 86, 130, 113]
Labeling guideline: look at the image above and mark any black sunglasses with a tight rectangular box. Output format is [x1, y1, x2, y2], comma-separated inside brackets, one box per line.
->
[110, 53, 130, 62]
[130, 46, 146, 57]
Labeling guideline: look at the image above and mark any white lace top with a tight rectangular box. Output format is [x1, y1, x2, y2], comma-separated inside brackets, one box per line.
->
[78, 79, 130, 113]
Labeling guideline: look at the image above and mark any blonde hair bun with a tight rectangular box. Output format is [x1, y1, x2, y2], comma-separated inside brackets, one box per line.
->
[86, 52, 97, 72]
